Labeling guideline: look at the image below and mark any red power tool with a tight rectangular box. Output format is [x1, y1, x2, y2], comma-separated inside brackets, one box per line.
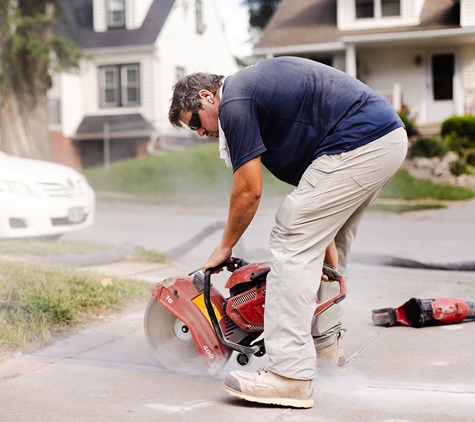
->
[144, 258, 346, 375]
[372, 297, 475, 328]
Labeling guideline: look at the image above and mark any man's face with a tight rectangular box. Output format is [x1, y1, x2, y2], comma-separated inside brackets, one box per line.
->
[180, 94, 219, 138]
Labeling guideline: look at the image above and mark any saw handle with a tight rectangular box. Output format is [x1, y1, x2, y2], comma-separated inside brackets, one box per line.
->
[315, 265, 347, 316]
[322, 263, 343, 281]
[189, 257, 248, 277]
[203, 266, 260, 356]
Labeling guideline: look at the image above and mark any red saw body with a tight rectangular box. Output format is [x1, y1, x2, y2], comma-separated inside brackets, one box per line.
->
[144, 258, 346, 375]
[372, 297, 475, 328]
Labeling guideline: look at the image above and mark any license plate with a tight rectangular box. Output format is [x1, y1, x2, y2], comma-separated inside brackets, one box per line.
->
[68, 207, 85, 223]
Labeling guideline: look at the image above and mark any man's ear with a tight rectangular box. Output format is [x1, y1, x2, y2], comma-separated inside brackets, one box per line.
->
[198, 89, 211, 100]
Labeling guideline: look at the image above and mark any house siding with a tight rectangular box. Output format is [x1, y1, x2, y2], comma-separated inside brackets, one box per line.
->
[81, 59, 99, 115]
[358, 47, 425, 118]
[93, 0, 107, 32]
[60, 71, 84, 139]
[156, 0, 238, 143]
[461, 0, 475, 27]
[125, 0, 134, 29]
[462, 46, 475, 114]
[462, 46, 475, 89]
[130, 0, 153, 28]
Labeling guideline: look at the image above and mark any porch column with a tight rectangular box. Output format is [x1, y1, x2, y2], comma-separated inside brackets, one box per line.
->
[345, 43, 357, 78]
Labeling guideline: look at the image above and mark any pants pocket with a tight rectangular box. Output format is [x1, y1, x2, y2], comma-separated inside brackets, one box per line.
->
[350, 130, 407, 191]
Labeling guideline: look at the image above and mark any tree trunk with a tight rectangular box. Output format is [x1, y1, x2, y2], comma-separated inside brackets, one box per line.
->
[0, 87, 51, 160]
[0, 0, 54, 160]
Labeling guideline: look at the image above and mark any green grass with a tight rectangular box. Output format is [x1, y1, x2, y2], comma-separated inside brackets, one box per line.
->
[83, 141, 292, 205]
[0, 240, 168, 264]
[0, 259, 151, 354]
[379, 169, 475, 201]
[130, 247, 168, 264]
[83, 142, 475, 207]
[368, 202, 447, 213]
[0, 239, 110, 256]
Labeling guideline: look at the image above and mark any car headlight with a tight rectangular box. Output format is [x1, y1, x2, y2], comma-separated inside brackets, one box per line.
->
[0, 181, 39, 197]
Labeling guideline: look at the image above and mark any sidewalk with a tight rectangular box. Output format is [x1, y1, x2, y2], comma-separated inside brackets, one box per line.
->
[1, 201, 475, 421]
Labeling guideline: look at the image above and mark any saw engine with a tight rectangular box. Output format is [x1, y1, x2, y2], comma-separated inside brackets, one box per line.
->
[223, 262, 269, 333]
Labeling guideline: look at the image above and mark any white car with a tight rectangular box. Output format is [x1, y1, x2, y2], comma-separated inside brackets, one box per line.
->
[0, 151, 95, 240]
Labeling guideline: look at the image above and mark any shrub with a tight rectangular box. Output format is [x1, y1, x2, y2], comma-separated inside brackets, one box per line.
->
[467, 153, 475, 166]
[445, 133, 466, 157]
[398, 109, 418, 137]
[409, 137, 447, 158]
[449, 160, 468, 176]
[441, 116, 475, 172]
[441, 116, 475, 149]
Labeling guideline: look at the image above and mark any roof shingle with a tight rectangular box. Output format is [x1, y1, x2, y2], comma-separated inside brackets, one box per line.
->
[255, 0, 460, 49]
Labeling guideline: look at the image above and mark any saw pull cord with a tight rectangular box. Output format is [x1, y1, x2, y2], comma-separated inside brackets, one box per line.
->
[203, 267, 260, 355]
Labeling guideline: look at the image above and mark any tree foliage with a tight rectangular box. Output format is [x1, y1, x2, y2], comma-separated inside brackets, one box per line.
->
[242, 0, 281, 30]
[0, 0, 82, 159]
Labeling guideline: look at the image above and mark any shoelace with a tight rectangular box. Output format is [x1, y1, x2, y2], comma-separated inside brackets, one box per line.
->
[256, 368, 268, 375]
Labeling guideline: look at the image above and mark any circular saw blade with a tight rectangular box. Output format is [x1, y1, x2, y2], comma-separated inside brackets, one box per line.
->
[144, 297, 207, 374]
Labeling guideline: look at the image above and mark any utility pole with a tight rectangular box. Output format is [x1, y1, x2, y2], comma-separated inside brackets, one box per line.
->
[103, 122, 110, 170]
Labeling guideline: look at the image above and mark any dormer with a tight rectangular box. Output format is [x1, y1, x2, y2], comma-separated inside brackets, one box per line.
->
[337, 0, 425, 31]
[93, 0, 154, 32]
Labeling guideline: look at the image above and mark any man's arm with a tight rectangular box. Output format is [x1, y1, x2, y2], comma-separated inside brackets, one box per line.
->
[324, 239, 338, 269]
[321, 239, 339, 282]
[202, 156, 262, 271]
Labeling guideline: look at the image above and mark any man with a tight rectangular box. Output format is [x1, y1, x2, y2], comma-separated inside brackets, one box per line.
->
[169, 57, 407, 408]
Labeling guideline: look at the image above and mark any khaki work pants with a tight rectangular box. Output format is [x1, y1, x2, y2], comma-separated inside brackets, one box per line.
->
[265, 127, 408, 380]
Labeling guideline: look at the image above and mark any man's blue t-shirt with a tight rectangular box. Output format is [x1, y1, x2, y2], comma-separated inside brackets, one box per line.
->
[219, 57, 404, 186]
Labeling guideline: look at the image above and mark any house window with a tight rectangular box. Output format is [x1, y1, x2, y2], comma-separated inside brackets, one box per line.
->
[196, 0, 204, 34]
[432, 54, 454, 101]
[355, 0, 374, 18]
[355, 0, 400, 19]
[100, 66, 119, 106]
[381, 0, 400, 17]
[108, 0, 125, 28]
[99, 64, 140, 107]
[48, 98, 61, 125]
[122, 65, 140, 105]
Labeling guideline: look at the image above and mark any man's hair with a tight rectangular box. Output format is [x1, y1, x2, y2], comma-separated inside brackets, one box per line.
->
[169, 72, 224, 129]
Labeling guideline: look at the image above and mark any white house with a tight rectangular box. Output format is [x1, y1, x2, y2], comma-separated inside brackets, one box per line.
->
[254, 0, 475, 133]
[48, 0, 239, 169]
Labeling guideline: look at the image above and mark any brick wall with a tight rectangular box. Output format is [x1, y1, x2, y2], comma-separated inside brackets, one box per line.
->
[136, 138, 149, 158]
[50, 132, 82, 170]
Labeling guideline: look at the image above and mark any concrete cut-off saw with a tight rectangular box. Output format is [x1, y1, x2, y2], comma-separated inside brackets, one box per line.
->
[144, 258, 346, 376]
